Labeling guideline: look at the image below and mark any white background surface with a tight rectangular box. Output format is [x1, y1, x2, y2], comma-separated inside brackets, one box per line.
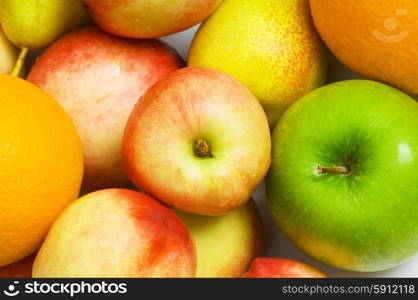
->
[161, 25, 418, 278]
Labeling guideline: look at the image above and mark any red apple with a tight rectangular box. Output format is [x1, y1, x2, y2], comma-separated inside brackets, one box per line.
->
[123, 67, 271, 216]
[0, 255, 35, 278]
[33, 189, 196, 278]
[28, 27, 182, 192]
[244, 258, 327, 278]
[83, 0, 222, 38]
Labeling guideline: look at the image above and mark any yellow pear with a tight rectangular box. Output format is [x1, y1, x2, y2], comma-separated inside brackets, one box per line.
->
[188, 0, 328, 128]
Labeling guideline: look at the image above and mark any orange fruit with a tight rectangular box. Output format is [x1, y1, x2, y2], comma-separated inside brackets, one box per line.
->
[310, 0, 418, 94]
[0, 75, 83, 266]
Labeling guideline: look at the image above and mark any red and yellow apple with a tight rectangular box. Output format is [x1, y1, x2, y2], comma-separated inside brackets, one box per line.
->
[175, 199, 262, 278]
[244, 257, 327, 278]
[33, 189, 196, 278]
[123, 67, 271, 216]
[0, 255, 35, 278]
[28, 27, 182, 192]
[83, 0, 222, 38]
[0, 26, 18, 74]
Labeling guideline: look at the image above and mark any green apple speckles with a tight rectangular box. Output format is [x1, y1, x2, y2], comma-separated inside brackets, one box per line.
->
[267, 80, 418, 272]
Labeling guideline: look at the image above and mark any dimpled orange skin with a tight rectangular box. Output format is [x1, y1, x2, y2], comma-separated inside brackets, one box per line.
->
[310, 0, 418, 94]
[188, 0, 327, 128]
[0, 75, 83, 267]
[83, 0, 222, 39]
[244, 257, 327, 278]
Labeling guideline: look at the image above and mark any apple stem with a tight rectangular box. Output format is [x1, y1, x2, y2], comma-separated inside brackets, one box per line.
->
[194, 138, 213, 158]
[317, 164, 350, 175]
[11, 47, 29, 77]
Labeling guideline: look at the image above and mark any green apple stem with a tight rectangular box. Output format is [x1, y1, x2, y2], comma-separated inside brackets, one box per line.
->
[194, 138, 213, 158]
[11, 47, 29, 77]
[317, 164, 350, 175]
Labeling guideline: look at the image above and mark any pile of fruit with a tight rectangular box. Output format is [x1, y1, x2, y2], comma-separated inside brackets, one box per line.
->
[0, 0, 417, 278]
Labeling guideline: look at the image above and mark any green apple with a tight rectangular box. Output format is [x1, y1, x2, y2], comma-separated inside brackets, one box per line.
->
[174, 199, 262, 278]
[267, 80, 418, 272]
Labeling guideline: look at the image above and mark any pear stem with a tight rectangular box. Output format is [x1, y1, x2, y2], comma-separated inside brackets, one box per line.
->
[193, 138, 213, 158]
[11, 47, 29, 77]
[317, 164, 350, 175]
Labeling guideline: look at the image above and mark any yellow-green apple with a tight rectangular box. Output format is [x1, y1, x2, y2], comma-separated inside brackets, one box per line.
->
[123, 67, 271, 216]
[33, 189, 196, 278]
[0, 255, 35, 278]
[0, 26, 18, 74]
[174, 199, 262, 278]
[267, 80, 418, 271]
[83, 0, 222, 39]
[28, 27, 182, 192]
[244, 258, 327, 278]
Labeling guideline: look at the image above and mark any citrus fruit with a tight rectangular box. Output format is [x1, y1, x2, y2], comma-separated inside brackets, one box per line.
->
[310, 0, 418, 94]
[0, 74, 83, 266]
